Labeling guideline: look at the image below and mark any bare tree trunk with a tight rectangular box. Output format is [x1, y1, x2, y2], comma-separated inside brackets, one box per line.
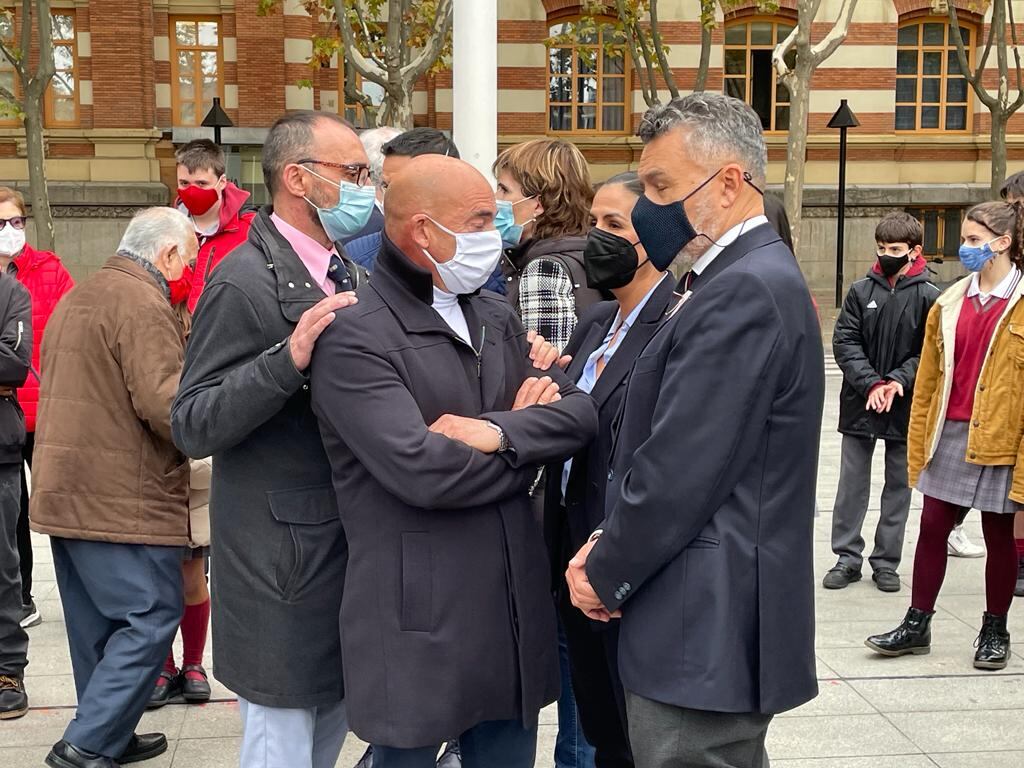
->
[22, 102, 53, 251]
[694, 24, 712, 93]
[388, 87, 415, 130]
[782, 61, 812, 253]
[991, 113, 1008, 199]
[648, 0, 678, 99]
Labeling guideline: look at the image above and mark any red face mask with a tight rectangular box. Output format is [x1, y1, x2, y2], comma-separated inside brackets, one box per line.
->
[178, 183, 220, 216]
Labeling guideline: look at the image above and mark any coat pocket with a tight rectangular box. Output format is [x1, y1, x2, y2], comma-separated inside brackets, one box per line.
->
[400, 532, 433, 632]
[267, 485, 339, 602]
[687, 535, 720, 549]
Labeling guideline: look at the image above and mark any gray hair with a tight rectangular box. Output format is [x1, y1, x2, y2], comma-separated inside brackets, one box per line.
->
[360, 126, 403, 186]
[261, 110, 350, 198]
[638, 93, 767, 187]
[117, 207, 194, 263]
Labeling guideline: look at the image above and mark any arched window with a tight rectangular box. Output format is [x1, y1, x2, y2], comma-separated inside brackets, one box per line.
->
[547, 19, 629, 134]
[724, 18, 795, 132]
[896, 19, 973, 132]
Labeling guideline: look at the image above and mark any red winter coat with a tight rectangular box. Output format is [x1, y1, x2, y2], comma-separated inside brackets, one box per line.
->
[12, 244, 75, 432]
[171, 182, 255, 312]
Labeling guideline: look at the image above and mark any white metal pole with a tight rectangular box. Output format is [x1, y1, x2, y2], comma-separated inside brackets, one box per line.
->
[452, 0, 498, 182]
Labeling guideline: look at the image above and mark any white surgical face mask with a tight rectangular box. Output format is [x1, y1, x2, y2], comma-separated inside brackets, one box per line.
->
[0, 226, 25, 257]
[422, 216, 503, 295]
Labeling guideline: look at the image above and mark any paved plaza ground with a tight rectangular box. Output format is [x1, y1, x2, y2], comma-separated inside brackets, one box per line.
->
[3, 356, 1023, 767]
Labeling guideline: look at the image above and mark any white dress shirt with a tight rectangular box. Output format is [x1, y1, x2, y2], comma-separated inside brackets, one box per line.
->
[691, 215, 770, 276]
[432, 286, 472, 345]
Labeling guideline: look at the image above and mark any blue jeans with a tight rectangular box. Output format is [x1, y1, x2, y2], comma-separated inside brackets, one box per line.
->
[373, 719, 537, 768]
[555, 620, 596, 768]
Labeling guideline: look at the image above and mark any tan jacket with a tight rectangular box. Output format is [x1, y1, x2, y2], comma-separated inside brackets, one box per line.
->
[907, 272, 1024, 503]
[30, 256, 189, 545]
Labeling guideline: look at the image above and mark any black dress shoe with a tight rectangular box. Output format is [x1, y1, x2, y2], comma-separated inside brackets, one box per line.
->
[44, 740, 118, 768]
[118, 733, 168, 764]
[181, 664, 211, 703]
[1015, 558, 1024, 598]
[872, 568, 902, 593]
[865, 607, 934, 656]
[147, 670, 181, 709]
[974, 612, 1011, 670]
[822, 563, 861, 589]
[437, 740, 462, 768]
[0, 674, 28, 719]
[354, 745, 373, 768]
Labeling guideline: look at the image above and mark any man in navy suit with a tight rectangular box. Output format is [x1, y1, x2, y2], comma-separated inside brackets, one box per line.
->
[566, 93, 825, 768]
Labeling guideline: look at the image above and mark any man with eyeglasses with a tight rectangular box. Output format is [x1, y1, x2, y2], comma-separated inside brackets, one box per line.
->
[172, 111, 371, 768]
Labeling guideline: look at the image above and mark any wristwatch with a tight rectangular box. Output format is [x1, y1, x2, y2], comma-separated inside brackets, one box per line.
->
[485, 421, 510, 453]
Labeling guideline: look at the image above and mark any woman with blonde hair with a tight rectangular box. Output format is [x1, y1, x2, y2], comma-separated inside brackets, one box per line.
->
[494, 138, 604, 352]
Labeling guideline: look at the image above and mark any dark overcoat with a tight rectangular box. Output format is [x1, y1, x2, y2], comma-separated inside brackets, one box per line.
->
[171, 208, 364, 709]
[585, 224, 825, 716]
[309, 236, 598, 748]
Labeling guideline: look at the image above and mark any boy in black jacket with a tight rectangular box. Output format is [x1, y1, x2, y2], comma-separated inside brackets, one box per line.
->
[0, 269, 32, 719]
[825, 212, 940, 593]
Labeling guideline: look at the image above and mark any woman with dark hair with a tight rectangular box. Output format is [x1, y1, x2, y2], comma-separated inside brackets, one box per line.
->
[867, 200, 1024, 670]
[544, 172, 675, 768]
[493, 138, 604, 352]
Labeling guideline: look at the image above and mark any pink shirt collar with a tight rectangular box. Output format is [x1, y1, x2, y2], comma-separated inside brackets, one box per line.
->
[270, 212, 336, 295]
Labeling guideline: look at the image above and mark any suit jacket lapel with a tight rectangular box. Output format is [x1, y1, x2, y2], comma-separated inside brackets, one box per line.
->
[566, 318, 611, 384]
[691, 223, 781, 296]
[587, 277, 676, 407]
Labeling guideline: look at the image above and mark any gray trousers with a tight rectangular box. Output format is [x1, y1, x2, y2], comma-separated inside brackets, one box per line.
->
[53, 537, 183, 758]
[0, 463, 27, 677]
[831, 435, 912, 572]
[626, 692, 771, 768]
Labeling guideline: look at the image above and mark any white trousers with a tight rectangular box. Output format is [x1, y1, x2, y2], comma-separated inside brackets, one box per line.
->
[238, 697, 348, 768]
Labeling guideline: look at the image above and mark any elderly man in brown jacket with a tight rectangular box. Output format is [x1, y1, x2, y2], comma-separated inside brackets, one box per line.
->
[30, 207, 196, 768]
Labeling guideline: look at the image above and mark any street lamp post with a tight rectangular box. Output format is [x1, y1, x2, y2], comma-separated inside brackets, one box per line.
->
[201, 97, 233, 147]
[827, 99, 859, 308]
[452, 0, 497, 180]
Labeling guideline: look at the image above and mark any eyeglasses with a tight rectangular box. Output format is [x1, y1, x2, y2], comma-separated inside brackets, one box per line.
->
[0, 217, 26, 231]
[297, 159, 371, 188]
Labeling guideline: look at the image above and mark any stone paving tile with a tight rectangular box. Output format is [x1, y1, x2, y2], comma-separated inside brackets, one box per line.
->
[851, 675, 1024, 713]
[772, 759, 938, 768]
[886, 709, 1024, 753]
[930, 751, 1024, 768]
[766, 713, 923, 759]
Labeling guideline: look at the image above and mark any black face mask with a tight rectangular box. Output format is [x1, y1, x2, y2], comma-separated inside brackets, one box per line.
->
[584, 227, 647, 290]
[630, 169, 764, 271]
[877, 252, 910, 278]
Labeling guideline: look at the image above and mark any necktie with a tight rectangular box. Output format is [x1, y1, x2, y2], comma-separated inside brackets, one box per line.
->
[328, 254, 353, 293]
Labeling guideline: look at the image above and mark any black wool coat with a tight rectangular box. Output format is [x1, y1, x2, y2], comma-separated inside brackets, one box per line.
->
[833, 262, 941, 442]
[172, 208, 365, 709]
[310, 236, 598, 749]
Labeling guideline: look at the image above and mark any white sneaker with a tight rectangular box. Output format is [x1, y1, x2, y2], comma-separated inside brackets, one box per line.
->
[948, 525, 985, 558]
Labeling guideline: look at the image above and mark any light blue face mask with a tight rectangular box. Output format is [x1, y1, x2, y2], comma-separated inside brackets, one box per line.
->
[494, 196, 536, 246]
[302, 167, 376, 242]
[958, 239, 1000, 273]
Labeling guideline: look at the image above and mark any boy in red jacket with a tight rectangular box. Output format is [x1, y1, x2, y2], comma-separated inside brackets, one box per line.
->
[171, 140, 255, 313]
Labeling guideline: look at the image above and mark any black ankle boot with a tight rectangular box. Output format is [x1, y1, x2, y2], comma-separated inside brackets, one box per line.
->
[865, 607, 934, 656]
[974, 612, 1011, 670]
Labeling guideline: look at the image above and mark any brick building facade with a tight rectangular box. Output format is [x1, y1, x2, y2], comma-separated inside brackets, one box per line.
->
[0, 0, 1021, 292]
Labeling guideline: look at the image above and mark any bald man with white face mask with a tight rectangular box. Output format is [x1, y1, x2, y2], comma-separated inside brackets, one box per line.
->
[309, 155, 598, 768]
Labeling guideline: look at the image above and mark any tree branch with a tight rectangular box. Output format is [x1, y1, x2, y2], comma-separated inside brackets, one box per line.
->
[349, 0, 388, 71]
[1007, 0, 1024, 113]
[0, 83, 21, 109]
[335, 0, 389, 88]
[648, 0, 678, 99]
[0, 40, 22, 77]
[18, 0, 29, 75]
[948, 3, 996, 108]
[384, 0, 402, 73]
[773, 24, 798, 81]
[401, 0, 451, 79]
[615, 0, 653, 105]
[809, 0, 857, 66]
[634, 19, 660, 102]
[27, 0, 55, 100]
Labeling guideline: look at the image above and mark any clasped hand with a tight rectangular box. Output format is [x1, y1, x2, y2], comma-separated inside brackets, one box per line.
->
[565, 538, 621, 623]
[865, 380, 904, 414]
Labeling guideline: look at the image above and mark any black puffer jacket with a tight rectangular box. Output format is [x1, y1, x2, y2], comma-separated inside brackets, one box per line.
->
[833, 259, 941, 441]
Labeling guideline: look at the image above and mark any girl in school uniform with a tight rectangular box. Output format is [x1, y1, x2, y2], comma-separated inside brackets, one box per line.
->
[866, 201, 1024, 669]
